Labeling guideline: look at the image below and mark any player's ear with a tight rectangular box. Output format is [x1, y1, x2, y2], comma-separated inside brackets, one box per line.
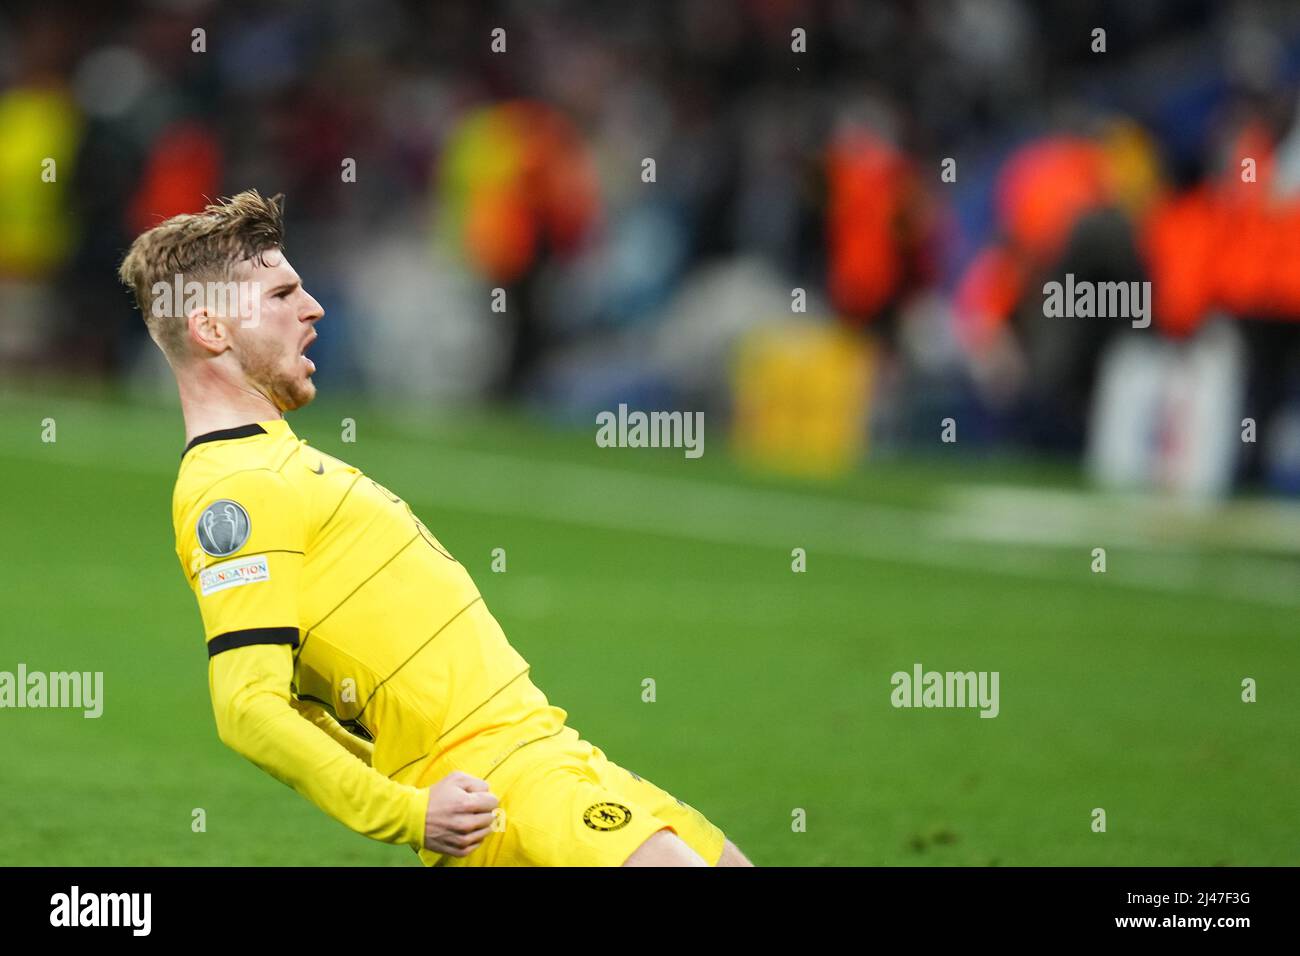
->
[188, 305, 231, 356]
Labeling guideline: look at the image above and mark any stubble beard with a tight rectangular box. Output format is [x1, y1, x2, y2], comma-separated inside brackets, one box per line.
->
[241, 338, 315, 412]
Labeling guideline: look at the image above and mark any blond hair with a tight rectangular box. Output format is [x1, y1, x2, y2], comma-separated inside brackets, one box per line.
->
[117, 190, 285, 358]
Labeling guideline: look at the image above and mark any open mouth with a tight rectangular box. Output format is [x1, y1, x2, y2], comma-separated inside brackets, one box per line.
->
[300, 335, 317, 374]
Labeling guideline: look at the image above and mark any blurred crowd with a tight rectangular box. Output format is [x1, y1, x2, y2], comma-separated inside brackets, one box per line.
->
[4, 0, 1300, 495]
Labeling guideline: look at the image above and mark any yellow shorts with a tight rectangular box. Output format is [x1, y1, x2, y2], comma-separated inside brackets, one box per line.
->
[415, 728, 727, 867]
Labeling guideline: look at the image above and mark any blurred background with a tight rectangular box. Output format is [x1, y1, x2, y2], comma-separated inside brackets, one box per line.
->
[1, 0, 1298, 866]
[5, 0, 1300, 493]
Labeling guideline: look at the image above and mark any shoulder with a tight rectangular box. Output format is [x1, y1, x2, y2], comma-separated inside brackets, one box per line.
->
[174, 457, 307, 561]
[174, 428, 302, 514]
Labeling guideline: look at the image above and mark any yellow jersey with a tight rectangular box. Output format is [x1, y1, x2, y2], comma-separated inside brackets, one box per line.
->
[173, 419, 569, 849]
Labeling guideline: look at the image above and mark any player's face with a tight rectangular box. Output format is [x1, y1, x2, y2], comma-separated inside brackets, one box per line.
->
[229, 249, 324, 412]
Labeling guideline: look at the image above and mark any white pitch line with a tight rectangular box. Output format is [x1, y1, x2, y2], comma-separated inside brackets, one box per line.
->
[2, 412, 1298, 608]
[355, 437, 1300, 608]
[939, 484, 1300, 556]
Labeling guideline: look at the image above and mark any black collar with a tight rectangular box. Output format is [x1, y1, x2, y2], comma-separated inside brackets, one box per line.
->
[182, 423, 268, 459]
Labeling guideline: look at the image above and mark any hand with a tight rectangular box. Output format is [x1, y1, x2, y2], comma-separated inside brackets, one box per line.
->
[423, 771, 499, 857]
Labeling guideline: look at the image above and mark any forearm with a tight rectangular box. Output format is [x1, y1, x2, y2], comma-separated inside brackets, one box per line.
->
[290, 696, 375, 766]
[210, 645, 427, 848]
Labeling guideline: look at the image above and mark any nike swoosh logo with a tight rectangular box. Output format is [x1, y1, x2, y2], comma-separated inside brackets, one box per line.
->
[310, 459, 325, 475]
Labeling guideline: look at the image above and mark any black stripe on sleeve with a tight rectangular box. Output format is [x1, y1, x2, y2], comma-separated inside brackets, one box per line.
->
[207, 627, 300, 658]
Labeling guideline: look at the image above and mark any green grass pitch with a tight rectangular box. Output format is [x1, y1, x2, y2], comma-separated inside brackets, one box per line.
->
[0, 383, 1295, 865]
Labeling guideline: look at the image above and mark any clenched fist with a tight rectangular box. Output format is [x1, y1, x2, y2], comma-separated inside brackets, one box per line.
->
[424, 771, 499, 857]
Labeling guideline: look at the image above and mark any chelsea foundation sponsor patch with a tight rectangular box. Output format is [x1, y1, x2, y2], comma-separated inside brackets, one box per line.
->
[200, 554, 270, 596]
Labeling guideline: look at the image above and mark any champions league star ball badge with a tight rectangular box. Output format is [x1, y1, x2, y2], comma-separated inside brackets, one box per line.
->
[196, 500, 252, 557]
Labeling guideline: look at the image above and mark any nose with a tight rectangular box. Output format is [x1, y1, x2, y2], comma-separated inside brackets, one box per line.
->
[302, 291, 324, 324]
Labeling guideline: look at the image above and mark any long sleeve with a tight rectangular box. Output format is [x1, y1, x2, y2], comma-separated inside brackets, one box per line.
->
[290, 696, 376, 766]
[209, 642, 428, 848]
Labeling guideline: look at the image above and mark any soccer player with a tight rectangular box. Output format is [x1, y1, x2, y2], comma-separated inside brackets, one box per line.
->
[117, 191, 751, 867]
